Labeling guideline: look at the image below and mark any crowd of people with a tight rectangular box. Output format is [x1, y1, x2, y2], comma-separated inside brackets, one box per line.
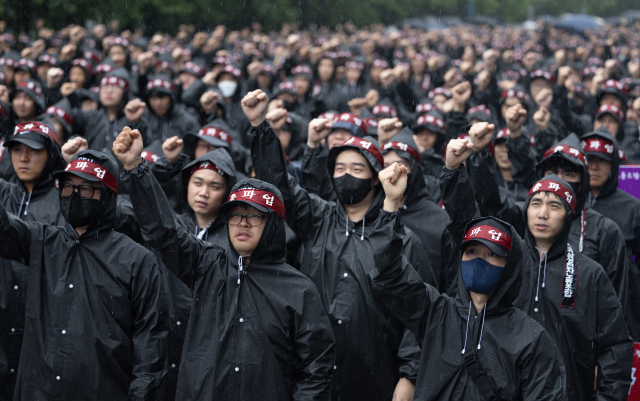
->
[0, 16, 638, 400]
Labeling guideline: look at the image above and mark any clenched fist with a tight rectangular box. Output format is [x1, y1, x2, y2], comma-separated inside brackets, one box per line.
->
[61, 137, 89, 163]
[307, 118, 333, 148]
[125, 99, 146, 123]
[113, 127, 144, 170]
[379, 162, 408, 212]
[241, 90, 269, 127]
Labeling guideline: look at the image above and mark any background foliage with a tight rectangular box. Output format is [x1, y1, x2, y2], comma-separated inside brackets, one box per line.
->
[0, 0, 636, 35]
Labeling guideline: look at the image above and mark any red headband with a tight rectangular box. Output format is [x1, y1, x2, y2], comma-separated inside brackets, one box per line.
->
[372, 104, 397, 117]
[582, 138, 614, 156]
[543, 144, 587, 165]
[500, 89, 529, 102]
[17, 81, 43, 97]
[13, 122, 59, 146]
[191, 161, 223, 176]
[141, 151, 160, 163]
[528, 180, 576, 214]
[198, 127, 233, 144]
[181, 62, 205, 77]
[416, 114, 445, 129]
[147, 78, 175, 92]
[467, 104, 492, 118]
[428, 87, 452, 99]
[100, 76, 129, 91]
[463, 224, 512, 251]
[228, 188, 285, 220]
[72, 58, 93, 75]
[596, 104, 623, 121]
[383, 141, 420, 162]
[46, 106, 74, 128]
[343, 136, 384, 168]
[64, 158, 118, 196]
[416, 103, 436, 114]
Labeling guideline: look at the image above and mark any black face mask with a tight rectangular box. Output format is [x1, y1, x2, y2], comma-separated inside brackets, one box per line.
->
[333, 174, 373, 205]
[60, 191, 100, 228]
[283, 100, 297, 112]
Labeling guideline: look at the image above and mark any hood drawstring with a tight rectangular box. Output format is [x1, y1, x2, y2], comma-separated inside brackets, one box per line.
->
[237, 255, 247, 285]
[588, 192, 596, 208]
[461, 301, 472, 354]
[477, 307, 487, 350]
[360, 217, 365, 241]
[345, 215, 349, 237]
[534, 247, 549, 302]
[17, 191, 33, 217]
[579, 208, 586, 253]
[17, 192, 25, 217]
[195, 221, 214, 242]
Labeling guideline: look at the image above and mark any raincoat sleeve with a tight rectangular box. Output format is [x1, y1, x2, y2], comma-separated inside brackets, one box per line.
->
[506, 131, 538, 189]
[440, 165, 479, 244]
[597, 219, 630, 314]
[593, 267, 634, 401]
[248, 120, 330, 240]
[467, 150, 526, 235]
[121, 161, 214, 289]
[520, 330, 567, 401]
[129, 252, 170, 401]
[300, 146, 337, 202]
[0, 198, 32, 265]
[292, 287, 336, 400]
[369, 210, 437, 343]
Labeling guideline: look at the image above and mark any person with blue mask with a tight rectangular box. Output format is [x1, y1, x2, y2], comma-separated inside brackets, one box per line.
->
[368, 161, 567, 400]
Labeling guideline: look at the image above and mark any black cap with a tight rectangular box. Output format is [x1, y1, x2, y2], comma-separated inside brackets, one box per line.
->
[458, 218, 512, 257]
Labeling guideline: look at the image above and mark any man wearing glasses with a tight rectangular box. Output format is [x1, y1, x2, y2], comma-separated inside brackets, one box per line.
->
[0, 149, 169, 400]
[113, 127, 336, 401]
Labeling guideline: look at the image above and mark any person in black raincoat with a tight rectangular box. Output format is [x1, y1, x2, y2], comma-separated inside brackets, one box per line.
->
[475, 129, 629, 311]
[152, 148, 237, 400]
[581, 126, 640, 341]
[243, 90, 435, 401]
[379, 125, 459, 294]
[369, 161, 566, 400]
[113, 126, 335, 401]
[133, 74, 199, 143]
[0, 120, 65, 400]
[0, 149, 168, 400]
[442, 129, 633, 401]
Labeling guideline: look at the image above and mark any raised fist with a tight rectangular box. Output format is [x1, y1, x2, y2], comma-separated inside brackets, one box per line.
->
[307, 118, 333, 148]
[241, 90, 269, 127]
[377, 118, 403, 144]
[162, 136, 184, 163]
[61, 137, 89, 163]
[125, 99, 147, 123]
[113, 127, 144, 171]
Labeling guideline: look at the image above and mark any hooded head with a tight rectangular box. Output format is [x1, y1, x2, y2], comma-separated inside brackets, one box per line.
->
[219, 178, 286, 265]
[412, 110, 446, 154]
[381, 127, 425, 200]
[45, 104, 74, 143]
[328, 112, 367, 148]
[581, 126, 620, 199]
[146, 73, 176, 117]
[523, 174, 575, 261]
[327, 136, 383, 206]
[100, 68, 132, 112]
[184, 119, 235, 159]
[536, 134, 589, 213]
[52, 150, 119, 234]
[455, 217, 524, 314]
[5, 119, 63, 195]
[180, 148, 237, 214]
[13, 79, 46, 116]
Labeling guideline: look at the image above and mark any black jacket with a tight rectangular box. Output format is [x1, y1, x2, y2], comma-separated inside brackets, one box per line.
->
[143, 103, 199, 143]
[249, 120, 435, 400]
[369, 210, 567, 400]
[585, 129, 640, 341]
[122, 165, 336, 401]
[442, 165, 633, 401]
[0, 150, 168, 401]
[472, 135, 629, 313]
[0, 136, 65, 400]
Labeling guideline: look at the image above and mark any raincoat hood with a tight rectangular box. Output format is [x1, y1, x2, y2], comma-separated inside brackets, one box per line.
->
[455, 217, 524, 315]
[523, 174, 575, 261]
[581, 126, 619, 198]
[220, 178, 286, 265]
[536, 133, 590, 213]
[53, 150, 118, 236]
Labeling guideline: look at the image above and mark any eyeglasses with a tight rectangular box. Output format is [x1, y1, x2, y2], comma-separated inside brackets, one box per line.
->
[226, 212, 266, 226]
[60, 182, 102, 199]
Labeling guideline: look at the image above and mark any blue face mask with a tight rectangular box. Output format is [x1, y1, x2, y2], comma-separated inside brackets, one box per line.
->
[461, 257, 504, 295]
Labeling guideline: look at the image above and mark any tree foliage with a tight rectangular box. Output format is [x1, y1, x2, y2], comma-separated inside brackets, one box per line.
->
[0, 0, 634, 36]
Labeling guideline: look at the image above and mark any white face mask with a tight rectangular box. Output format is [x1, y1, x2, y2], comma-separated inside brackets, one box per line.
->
[218, 81, 238, 98]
